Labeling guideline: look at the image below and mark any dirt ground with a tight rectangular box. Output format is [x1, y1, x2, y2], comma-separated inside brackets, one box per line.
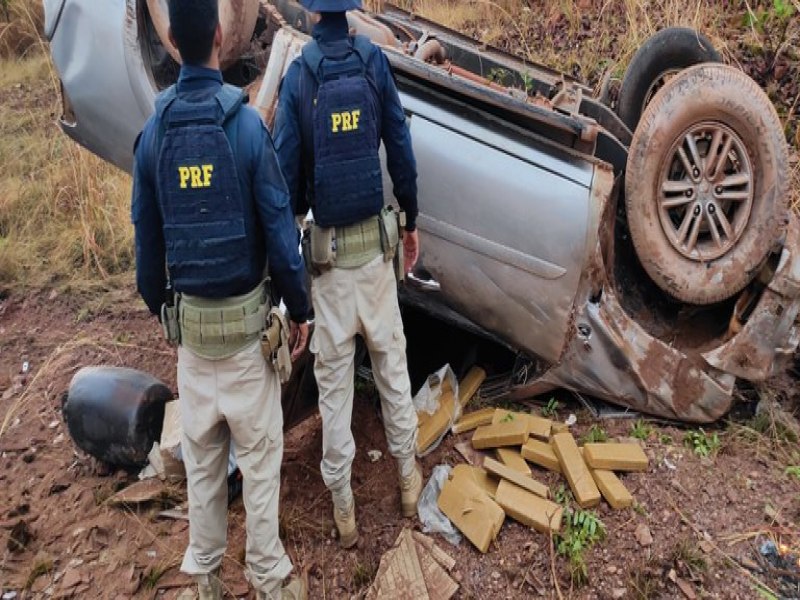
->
[0, 288, 798, 599]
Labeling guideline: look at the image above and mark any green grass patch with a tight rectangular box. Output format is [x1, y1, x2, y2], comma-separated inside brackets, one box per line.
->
[556, 508, 606, 587]
[683, 429, 721, 458]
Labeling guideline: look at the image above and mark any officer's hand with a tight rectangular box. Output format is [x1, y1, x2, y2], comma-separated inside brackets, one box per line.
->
[289, 321, 309, 362]
[403, 229, 419, 274]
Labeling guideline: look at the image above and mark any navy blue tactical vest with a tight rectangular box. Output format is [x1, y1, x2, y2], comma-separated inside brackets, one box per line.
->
[154, 85, 250, 294]
[301, 36, 384, 227]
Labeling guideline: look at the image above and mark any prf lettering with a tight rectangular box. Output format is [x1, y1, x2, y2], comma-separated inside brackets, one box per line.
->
[178, 164, 214, 189]
[330, 109, 361, 133]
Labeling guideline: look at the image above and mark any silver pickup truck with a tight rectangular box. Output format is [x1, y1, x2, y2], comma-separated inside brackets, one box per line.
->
[44, 0, 798, 423]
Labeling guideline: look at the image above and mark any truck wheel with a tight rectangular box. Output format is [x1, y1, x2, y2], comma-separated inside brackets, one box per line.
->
[625, 64, 789, 305]
[617, 27, 721, 130]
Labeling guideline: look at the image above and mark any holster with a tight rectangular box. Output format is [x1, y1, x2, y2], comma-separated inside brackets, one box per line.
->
[160, 301, 180, 345]
[309, 222, 336, 273]
[379, 207, 405, 282]
[261, 307, 292, 384]
[301, 228, 321, 277]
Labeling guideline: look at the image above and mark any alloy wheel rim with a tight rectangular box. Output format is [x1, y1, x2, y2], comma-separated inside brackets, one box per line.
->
[657, 122, 754, 261]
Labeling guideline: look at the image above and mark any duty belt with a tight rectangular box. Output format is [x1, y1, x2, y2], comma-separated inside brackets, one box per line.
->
[178, 282, 269, 359]
[334, 216, 383, 268]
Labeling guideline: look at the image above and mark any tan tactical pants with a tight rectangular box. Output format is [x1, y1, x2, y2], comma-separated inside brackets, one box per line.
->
[177, 340, 292, 599]
[310, 255, 418, 494]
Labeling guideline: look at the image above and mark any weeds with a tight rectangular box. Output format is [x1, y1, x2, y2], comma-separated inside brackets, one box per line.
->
[631, 419, 654, 441]
[352, 558, 377, 589]
[24, 553, 52, 588]
[743, 0, 796, 33]
[748, 404, 799, 445]
[683, 429, 721, 458]
[670, 539, 708, 575]
[556, 508, 606, 586]
[541, 397, 560, 419]
[142, 562, 170, 590]
[582, 424, 609, 444]
[786, 465, 800, 481]
[629, 559, 661, 599]
[499, 411, 515, 423]
[553, 483, 573, 506]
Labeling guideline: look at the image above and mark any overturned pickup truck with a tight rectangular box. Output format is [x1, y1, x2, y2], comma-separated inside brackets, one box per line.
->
[45, 0, 798, 422]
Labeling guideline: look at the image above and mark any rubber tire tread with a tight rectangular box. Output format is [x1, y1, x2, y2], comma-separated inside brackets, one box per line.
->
[617, 27, 721, 130]
[625, 64, 790, 305]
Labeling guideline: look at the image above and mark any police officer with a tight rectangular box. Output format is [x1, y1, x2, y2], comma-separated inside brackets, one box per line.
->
[131, 1, 309, 598]
[274, 0, 422, 549]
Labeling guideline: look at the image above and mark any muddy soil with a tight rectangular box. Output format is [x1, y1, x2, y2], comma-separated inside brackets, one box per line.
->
[1, 289, 798, 599]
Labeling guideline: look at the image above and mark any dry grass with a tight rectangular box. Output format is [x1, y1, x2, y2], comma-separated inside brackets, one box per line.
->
[395, 0, 737, 79]
[0, 0, 42, 58]
[0, 0, 133, 292]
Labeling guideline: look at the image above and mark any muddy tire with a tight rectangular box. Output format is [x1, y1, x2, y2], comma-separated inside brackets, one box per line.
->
[625, 64, 790, 305]
[617, 27, 721, 130]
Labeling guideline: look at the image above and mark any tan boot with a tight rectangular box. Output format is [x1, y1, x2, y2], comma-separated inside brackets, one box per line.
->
[195, 569, 222, 600]
[281, 576, 308, 600]
[255, 576, 308, 600]
[399, 460, 423, 517]
[333, 498, 359, 549]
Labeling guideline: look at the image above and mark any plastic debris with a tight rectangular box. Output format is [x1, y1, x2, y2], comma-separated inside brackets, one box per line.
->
[417, 465, 461, 546]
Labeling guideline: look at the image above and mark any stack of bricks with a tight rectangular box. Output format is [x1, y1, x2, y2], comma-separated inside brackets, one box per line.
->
[438, 405, 650, 552]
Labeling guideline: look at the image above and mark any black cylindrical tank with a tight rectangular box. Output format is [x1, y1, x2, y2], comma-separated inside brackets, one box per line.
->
[63, 366, 173, 469]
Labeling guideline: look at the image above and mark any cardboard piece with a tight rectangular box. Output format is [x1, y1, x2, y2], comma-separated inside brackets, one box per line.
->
[368, 529, 460, 600]
[367, 528, 430, 600]
[159, 400, 185, 481]
[108, 479, 169, 505]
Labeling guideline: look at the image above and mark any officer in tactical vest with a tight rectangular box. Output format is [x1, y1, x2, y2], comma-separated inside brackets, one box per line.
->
[131, 1, 309, 598]
[274, 0, 422, 549]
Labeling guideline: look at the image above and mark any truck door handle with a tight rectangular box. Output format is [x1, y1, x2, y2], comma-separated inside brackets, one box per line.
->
[407, 271, 441, 292]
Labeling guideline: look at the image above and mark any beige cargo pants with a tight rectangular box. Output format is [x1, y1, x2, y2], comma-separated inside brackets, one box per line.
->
[311, 254, 418, 494]
[177, 340, 292, 599]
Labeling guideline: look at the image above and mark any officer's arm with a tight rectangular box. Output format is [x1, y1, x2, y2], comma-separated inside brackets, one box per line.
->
[273, 63, 304, 215]
[253, 122, 311, 323]
[131, 125, 167, 316]
[377, 51, 419, 231]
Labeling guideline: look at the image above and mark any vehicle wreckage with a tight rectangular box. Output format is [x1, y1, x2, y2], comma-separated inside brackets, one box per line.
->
[45, 0, 797, 424]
